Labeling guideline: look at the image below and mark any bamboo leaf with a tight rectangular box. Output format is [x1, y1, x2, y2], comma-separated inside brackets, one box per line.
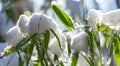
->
[54, 55, 58, 61]
[17, 51, 24, 66]
[51, 1, 74, 30]
[67, 39, 71, 56]
[87, 31, 95, 57]
[35, 43, 45, 65]
[0, 33, 37, 58]
[81, 53, 93, 66]
[16, 33, 37, 49]
[71, 53, 79, 66]
[43, 30, 50, 50]
[97, 23, 107, 32]
[60, 61, 64, 66]
[104, 27, 112, 48]
[113, 33, 120, 66]
[0, 46, 16, 58]
[34, 61, 41, 66]
[24, 37, 35, 66]
[113, 33, 120, 54]
[50, 29, 62, 50]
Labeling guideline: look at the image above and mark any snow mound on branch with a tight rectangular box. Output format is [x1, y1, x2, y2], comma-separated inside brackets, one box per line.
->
[71, 32, 89, 53]
[27, 13, 58, 34]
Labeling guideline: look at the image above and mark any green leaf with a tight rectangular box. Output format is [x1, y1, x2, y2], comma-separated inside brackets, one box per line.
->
[115, 55, 120, 66]
[110, 44, 113, 57]
[87, 31, 95, 57]
[60, 61, 64, 66]
[35, 36, 48, 65]
[81, 53, 93, 66]
[17, 51, 24, 66]
[113, 33, 120, 54]
[54, 54, 59, 62]
[43, 30, 50, 50]
[50, 29, 62, 50]
[0, 33, 37, 58]
[97, 23, 107, 32]
[16, 33, 37, 49]
[35, 42, 45, 65]
[71, 53, 79, 66]
[24, 37, 35, 66]
[51, 3, 74, 30]
[43, 57, 48, 66]
[113, 33, 120, 66]
[104, 27, 112, 48]
[34, 61, 41, 66]
[67, 39, 71, 56]
[0, 46, 16, 58]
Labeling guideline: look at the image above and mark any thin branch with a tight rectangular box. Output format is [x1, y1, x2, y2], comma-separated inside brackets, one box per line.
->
[63, 25, 91, 32]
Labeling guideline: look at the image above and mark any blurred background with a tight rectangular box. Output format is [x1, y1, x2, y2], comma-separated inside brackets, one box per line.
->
[0, 0, 120, 42]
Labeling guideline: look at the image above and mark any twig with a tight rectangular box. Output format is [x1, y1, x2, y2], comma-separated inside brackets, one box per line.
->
[63, 25, 91, 32]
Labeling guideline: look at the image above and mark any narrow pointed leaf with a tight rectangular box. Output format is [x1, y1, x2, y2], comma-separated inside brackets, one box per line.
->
[17, 51, 24, 66]
[67, 38, 71, 56]
[54, 55, 58, 61]
[24, 37, 35, 66]
[50, 29, 62, 50]
[81, 53, 93, 66]
[113, 33, 120, 66]
[0, 33, 37, 58]
[71, 53, 79, 66]
[43, 30, 50, 50]
[51, 2, 74, 30]
[97, 23, 107, 32]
